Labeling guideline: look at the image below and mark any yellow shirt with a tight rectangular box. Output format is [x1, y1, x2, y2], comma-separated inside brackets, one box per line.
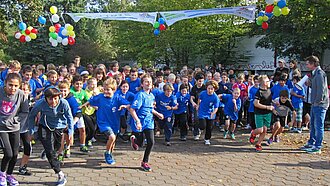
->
[83, 87, 101, 115]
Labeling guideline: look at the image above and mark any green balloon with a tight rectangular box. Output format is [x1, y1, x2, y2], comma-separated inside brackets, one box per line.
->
[273, 6, 280, 12]
[153, 22, 160, 29]
[49, 32, 57, 39]
[256, 20, 263, 26]
[257, 16, 263, 22]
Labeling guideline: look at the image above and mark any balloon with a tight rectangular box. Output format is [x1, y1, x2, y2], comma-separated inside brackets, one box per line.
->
[265, 12, 273, 18]
[153, 29, 160, 36]
[57, 36, 63, 43]
[158, 18, 165, 25]
[273, 6, 281, 16]
[262, 15, 269, 22]
[258, 11, 265, 17]
[68, 30, 75, 37]
[262, 22, 269, 30]
[51, 40, 58, 47]
[30, 33, 37, 39]
[49, 37, 55, 43]
[19, 35, 26, 42]
[62, 38, 68, 46]
[54, 23, 61, 29]
[281, 7, 290, 15]
[14, 32, 21, 39]
[257, 16, 263, 22]
[265, 5, 274, 13]
[159, 24, 166, 31]
[25, 29, 31, 35]
[265, 0, 274, 4]
[50, 6, 58, 14]
[49, 32, 57, 39]
[27, 26, 33, 31]
[51, 14, 60, 23]
[66, 24, 74, 31]
[256, 20, 263, 26]
[68, 37, 75, 45]
[38, 16, 46, 24]
[18, 22, 27, 31]
[25, 36, 31, 42]
[31, 28, 38, 34]
[61, 29, 68, 36]
[277, 0, 286, 8]
[153, 22, 160, 29]
[49, 26, 56, 32]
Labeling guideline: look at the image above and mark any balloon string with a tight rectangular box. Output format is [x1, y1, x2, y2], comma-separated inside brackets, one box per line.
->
[47, 13, 54, 25]
[18, 9, 23, 22]
[60, 12, 66, 24]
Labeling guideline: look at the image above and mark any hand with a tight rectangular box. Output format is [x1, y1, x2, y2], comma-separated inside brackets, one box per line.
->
[136, 121, 142, 130]
[268, 106, 275, 111]
[165, 106, 172, 110]
[157, 113, 164, 120]
[232, 99, 236, 104]
[224, 86, 228, 90]
[118, 105, 126, 111]
[192, 102, 197, 108]
[211, 112, 215, 119]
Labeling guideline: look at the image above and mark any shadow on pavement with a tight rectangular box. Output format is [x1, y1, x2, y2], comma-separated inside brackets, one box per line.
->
[273, 161, 330, 170]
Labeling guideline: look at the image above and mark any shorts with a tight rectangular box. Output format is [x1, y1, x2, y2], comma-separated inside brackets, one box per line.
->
[103, 128, 116, 138]
[273, 115, 286, 127]
[295, 108, 303, 122]
[255, 113, 272, 128]
[225, 115, 237, 124]
[303, 102, 311, 117]
[75, 117, 85, 129]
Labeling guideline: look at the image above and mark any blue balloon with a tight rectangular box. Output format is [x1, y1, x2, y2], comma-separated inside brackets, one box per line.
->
[58, 27, 65, 38]
[258, 11, 265, 17]
[153, 29, 160, 36]
[277, 0, 286, 8]
[18, 22, 27, 31]
[159, 18, 165, 25]
[38, 16, 46, 25]
[265, 12, 273, 18]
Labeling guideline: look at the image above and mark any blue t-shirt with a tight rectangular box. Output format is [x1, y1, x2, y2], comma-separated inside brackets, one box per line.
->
[151, 88, 161, 98]
[222, 94, 241, 121]
[271, 84, 289, 100]
[115, 90, 135, 115]
[291, 86, 305, 109]
[28, 79, 37, 98]
[248, 86, 259, 112]
[174, 92, 190, 115]
[198, 90, 220, 119]
[155, 91, 177, 118]
[65, 93, 82, 117]
[130, 90, 155, 132]
[126, 77, 141, 94]
[173, 83, 179, 94]
[89, 93, 129, 134]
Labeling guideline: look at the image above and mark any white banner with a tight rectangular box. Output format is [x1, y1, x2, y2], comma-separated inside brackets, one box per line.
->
[66, 6, 256, 25]
[160, 6, 256, 26]
[66, 12, 157, 24]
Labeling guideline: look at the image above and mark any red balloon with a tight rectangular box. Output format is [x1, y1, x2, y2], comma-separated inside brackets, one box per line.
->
[262, 22, 269, 30]
[54, 23, 61, 29]
[159, 24, 166, 31]
[55, 27, 60, 33]
[68, 37, 75, 45]
[25, 29, 31, 35]
[19, 35, 26, 42]
[31, 28, 38, 34]
[265, 5, 274, 13]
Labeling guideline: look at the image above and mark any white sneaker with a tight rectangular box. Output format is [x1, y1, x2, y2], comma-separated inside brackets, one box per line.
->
[194, 135, 199, 141]
[57, 174, 67, 186]
[244, 124, 251, 129]
[204, 140, 211, 145]
[91, 137, 97, 143]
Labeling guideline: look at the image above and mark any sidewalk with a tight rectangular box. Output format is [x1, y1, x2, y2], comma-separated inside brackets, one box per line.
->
[7, 129, 330, 185]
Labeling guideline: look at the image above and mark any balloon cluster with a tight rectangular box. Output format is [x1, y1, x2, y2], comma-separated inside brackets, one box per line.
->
[256, 0, 290, 30]
[48, 6, 76, 47]
[14, 22, 39, 43]
[153, 18, 166, 36]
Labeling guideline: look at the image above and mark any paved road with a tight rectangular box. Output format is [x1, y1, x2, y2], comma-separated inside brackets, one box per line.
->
[6, 129, 330, 185]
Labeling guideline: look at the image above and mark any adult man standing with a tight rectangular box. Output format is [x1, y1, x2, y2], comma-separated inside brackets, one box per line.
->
[74, 55, 85, 74]
[301, 55, 329, 154]
[274, 59, 290, 82]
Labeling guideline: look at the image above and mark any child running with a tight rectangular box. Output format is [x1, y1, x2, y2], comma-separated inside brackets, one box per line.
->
[174, 83, 190, 141]
[129, 74, 164, 171]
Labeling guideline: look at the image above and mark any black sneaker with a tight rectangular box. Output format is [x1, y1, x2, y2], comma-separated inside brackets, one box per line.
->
[19, 165, 32, 176]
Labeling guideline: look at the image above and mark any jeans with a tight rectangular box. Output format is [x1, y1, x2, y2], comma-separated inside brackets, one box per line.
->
[308, 106, 327, 149]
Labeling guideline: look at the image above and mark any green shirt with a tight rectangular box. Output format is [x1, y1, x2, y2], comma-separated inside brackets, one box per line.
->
[70, 88, 88, 106]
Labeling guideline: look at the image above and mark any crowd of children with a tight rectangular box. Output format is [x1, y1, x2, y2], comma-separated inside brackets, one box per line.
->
[0, 56, 328, 186]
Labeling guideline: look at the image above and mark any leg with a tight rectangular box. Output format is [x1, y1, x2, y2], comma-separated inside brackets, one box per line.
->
[142, 129, 154, 163]
[307, 107, 316, 146]
[19, 132, 32, 167]
[314, 107, 327, 149]
[106, 134, 116, 152]
[204, 119, 213, 140]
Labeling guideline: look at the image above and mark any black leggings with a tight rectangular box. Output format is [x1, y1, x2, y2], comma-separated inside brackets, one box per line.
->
[175, 113, 188, 137]
[83, 114, 97, 142]
[198, 118, 214, 140]
[132, 129, 154, 163]
[38, 125, 63, 174]
[0, 131, 20, 174]
[20, 132, 32, 156]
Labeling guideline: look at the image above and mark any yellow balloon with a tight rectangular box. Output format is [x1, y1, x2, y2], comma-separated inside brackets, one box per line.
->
[67, 25, 74, 31]
[50, 6, 58, 14]
[282, 7, 290, 16]
[49, 26, 56, 32]
[27, 26, 33, 31]
[263, 15, 269, 22]
[30, 33, 37, 39]
[68, 30, 75, 36]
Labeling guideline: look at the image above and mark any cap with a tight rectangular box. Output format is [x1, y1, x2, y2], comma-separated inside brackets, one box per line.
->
[138, 69, 145, 74]
[80, 71, 89, 76]
[278, 59, 285, 63]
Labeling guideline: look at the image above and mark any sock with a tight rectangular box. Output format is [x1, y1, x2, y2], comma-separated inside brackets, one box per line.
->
[80, 144, 85, 147]
[58, 171, 65, 178]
